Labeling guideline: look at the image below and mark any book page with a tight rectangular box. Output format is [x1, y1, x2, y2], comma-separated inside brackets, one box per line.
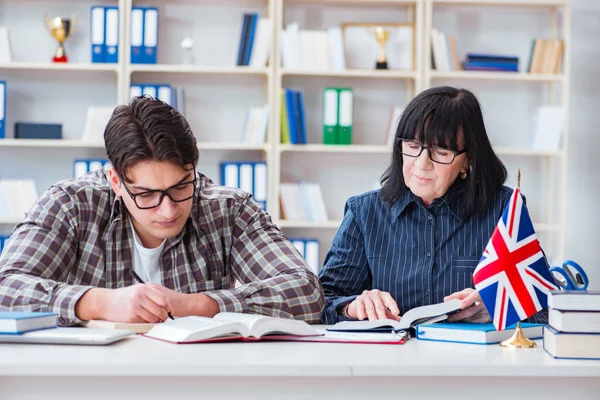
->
[145, 316, 247, 343]
[214, 313, 318, 338]
[83, 320, 157, 334]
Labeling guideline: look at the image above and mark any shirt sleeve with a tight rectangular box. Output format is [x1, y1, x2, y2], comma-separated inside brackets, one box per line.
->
[202, 195, 325, 324]
[318, 199, 372, 324]
[0, 187, 93, 326]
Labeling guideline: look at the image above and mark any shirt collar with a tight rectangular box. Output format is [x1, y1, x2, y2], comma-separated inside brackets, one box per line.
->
[390, 179, 468, 223]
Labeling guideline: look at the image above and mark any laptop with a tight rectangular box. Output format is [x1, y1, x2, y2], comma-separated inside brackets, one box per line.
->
[0, 327, 135, 345]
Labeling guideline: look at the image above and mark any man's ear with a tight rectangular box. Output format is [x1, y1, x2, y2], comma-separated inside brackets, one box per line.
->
[108, 168, 122, 196]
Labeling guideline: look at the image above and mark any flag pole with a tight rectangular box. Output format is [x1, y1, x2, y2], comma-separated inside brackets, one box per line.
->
[500, 169, 537, 349]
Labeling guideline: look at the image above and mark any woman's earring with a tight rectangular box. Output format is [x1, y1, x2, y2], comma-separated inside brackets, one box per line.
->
[460, 170, 467, 180]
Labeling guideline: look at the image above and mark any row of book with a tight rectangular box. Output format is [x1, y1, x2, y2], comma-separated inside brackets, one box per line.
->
[281, 88, 307, 145]
[323, 87, 353, 145]
[220, 162, 267, 210]
[543, 290, 600, 360]
[241, 105, 269, 145]
[236, 14, 272, 68]
[431, 28, 564, 74]
[280, 24, 345, 71]
[91, 6, 158, 64]
[0, 180, 38, 222]
[279, 182, 328, 222]
[130, 84, 185, 115]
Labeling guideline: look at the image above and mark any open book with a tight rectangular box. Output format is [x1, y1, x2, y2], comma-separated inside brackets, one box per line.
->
[328, 298, 462, 333]
[83, 320, 157, 334]
[144, 313, 320, 344]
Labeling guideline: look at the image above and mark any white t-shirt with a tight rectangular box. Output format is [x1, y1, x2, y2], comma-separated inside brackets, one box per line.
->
[128, 219, 166, 285]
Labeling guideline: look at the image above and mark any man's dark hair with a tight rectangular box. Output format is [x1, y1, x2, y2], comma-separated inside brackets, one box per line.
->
[104, 95, 198, 183]
[380, 86, 507, 217]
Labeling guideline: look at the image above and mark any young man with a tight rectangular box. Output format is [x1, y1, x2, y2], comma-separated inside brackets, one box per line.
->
[0, 96, 324, 326]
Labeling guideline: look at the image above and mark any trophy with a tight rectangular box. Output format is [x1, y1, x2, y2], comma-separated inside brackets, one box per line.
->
[44, 14, 76, 63]
[374, 26, 391, 69]
[180, 36, 196, 65]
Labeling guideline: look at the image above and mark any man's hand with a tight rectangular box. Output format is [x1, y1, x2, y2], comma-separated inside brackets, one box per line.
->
[76, 284, 173, 323]
[346, 289, 401, 321]
[146, 283, 220, 318]
[444, 288, 491, 323]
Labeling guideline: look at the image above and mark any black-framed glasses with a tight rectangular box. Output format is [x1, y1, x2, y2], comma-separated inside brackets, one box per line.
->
[397, 139, 468, 165]
[122, 177, 197, 210]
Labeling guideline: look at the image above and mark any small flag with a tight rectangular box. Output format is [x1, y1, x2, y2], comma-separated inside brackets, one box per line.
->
[473, 188, 558, 331]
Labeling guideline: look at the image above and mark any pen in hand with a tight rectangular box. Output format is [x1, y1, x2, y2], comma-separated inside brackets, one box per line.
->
[129, 269, 174, 320]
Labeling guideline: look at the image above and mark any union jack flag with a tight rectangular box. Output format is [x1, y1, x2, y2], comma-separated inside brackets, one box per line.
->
[473, 188, 558, 331]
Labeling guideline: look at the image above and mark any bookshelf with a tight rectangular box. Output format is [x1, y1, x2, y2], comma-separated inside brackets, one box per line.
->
[0, 0, 569, 265]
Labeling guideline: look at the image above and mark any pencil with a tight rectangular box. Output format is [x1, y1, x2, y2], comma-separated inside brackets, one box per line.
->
[129, 269, 174, 320]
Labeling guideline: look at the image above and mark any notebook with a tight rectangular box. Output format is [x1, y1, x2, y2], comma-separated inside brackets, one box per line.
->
[144, 313, 320, 344]
[0, 327, 135, 345]
[327, 298, 462, 333]
[0, 312, 58, 334]
[415, 322, 544, 345]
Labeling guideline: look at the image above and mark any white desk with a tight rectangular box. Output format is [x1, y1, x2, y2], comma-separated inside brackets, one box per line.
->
[1, 333, 599, 400]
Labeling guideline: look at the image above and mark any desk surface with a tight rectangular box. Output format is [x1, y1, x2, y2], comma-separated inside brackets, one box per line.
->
[1, 331, 599, 378]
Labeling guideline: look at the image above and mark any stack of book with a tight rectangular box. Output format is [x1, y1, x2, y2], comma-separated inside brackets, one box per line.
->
[527, 38, 564, 74]
[279, 182, 328, 222]
[543, 290, 600, 359]
[463, 53, 518, 72]
[236, 14, 272, 68]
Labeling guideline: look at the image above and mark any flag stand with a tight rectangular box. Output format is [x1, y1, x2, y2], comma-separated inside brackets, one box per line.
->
[499, 170, 537, 349]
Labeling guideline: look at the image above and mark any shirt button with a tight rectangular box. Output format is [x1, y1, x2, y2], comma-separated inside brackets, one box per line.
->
[427, 216, 432, 221]
[426, 252, 431, 257]
[425, 290, 430, 295]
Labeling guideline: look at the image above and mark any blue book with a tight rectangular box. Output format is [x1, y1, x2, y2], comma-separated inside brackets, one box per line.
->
[0, 312, 58, 334]
[416, 322, 543, 345]
[243, 13, 259, 65]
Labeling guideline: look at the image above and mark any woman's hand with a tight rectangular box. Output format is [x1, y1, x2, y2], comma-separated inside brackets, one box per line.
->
[346, 289, 401, 321]
[444, 288, 491, 323]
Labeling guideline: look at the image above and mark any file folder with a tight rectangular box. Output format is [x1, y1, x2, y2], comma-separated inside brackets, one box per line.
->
[142, 85, 157, 98]
[130, 85, 142, 100]
[239, 163, 253, 195]
[104, 7, 119, 63]
[90, 6, 105, 63]
[0, 81, 5, 139]
[253, 162, 267, 210]
[323, 88, 339, 144]
[338, 88, 353, 145]
[157, 85, 173, 106]
[130, 7, 144, 64]
[143, 8, 158, 64]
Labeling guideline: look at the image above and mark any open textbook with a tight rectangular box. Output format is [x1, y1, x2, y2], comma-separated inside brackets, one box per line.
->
[328, 298, 462, 333]
[144, 313, 320, 343]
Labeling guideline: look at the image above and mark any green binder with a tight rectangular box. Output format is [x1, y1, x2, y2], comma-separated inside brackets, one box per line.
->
[322, 87, 339, 144]
[338, 88, 353, 145]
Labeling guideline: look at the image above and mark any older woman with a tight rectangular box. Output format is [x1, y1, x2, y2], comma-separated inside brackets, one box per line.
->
[319, 86, 547, 324]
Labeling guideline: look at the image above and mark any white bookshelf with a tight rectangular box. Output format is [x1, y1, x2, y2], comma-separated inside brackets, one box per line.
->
[0, 0, 570, 264]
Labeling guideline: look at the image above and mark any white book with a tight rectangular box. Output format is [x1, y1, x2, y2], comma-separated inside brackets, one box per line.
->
[253, 105, 269, 145]
[532, 105, 564, 151]
[544, 326, 600, 360]
[328, 298, 462, 332]
[240, 107, 254, 143]
[299, 30, 315, 70]
[249, 18, 273, 68]
[327, 27, 346, 71]
[313, 31, 330, 71]
[547, 290, 600, 311]
[431, 28, 447, 71]
[144, 313, 319, 344]
[549, 308, 600, 333]
[0, 27, 13, 63]
[308, 183, 328, 222]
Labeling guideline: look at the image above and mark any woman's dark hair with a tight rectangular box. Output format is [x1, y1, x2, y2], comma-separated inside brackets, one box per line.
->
[380, 86, 507, 216]
[104, 95, 199, 183]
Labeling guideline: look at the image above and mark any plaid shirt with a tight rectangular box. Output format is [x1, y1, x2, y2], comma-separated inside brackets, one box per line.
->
[0, 170, 324, 326]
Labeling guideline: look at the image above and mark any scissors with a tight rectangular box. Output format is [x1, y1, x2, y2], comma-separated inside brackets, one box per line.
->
[549, 260, 589, 291]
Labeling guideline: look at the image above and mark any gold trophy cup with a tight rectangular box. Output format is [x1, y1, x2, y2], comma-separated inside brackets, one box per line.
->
[374, 26, 391, 69]
[44, 14, 76, 63]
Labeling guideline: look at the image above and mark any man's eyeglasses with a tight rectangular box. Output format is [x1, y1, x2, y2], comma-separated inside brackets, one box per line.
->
[122, 177, 197, 210]
[397, 139, 468, 165]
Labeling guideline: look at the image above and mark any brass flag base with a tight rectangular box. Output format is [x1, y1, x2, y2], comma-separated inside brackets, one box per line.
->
[500, 322, 537, 348]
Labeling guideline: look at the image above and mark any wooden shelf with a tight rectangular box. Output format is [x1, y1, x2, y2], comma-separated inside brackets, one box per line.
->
[277, 220, 342, 229]
[0, 140, 105, 148]
[495, 147, 564, 157]
[279, 144, 391, 154]
[431, 0, 567, 6]
[282, 69, 418, 79]
[430, 71, 565, 82]
[129, 64, 269, 75]
[287, 0, 418, 5]
[0, 62, 119, 72]
[197, 142, 269, 151]
[0, 219, 22, 225]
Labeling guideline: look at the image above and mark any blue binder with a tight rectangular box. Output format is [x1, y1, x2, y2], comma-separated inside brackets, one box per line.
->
[143, 7, 159, 64]
[130, 7, 145, 64]
[90, 6, 105, 63]
[220, 161, 268, 210]
[0, 81, 5, 139]
[104, 6, 119, 63]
